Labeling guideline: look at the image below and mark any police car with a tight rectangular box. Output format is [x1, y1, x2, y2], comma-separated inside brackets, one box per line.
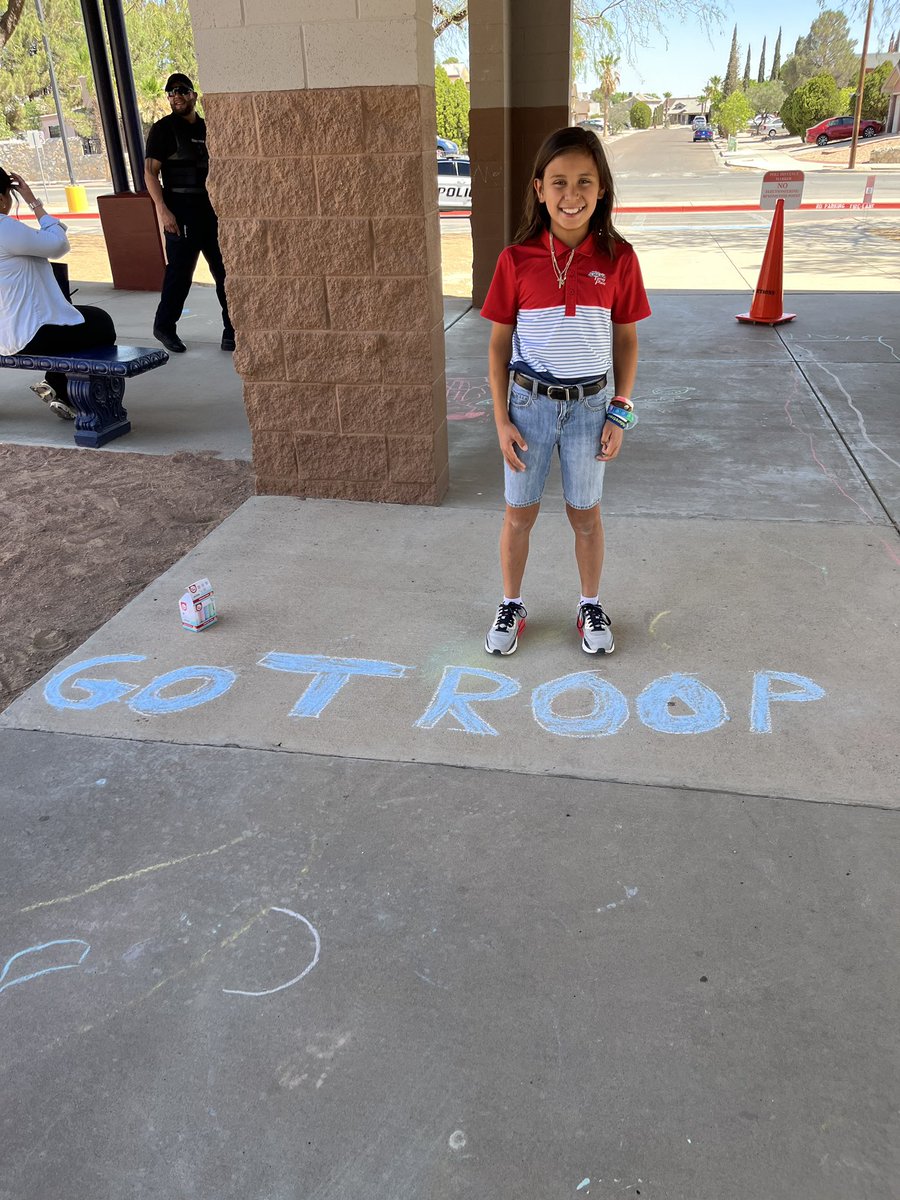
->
[437, 156, 472, 210]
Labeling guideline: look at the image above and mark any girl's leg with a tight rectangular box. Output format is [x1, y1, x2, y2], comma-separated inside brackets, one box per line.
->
[565, 502, 604, 596]
[500, 501, 540, 597]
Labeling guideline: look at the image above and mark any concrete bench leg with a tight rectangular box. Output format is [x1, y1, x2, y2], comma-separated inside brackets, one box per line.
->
[68, 374, 131, 448]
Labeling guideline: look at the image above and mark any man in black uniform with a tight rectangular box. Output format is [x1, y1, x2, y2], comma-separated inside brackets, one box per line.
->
[145, 72, 234, 353]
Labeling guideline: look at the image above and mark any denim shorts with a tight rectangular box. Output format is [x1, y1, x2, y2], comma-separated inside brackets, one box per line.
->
[504, 379, 609, 510]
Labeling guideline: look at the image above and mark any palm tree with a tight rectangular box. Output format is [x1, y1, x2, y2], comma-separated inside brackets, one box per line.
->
[663, 90, 672, 126]
[701, 75, 722, 118]
[138, 74, 167, 128]
[597, 53, 620, 136]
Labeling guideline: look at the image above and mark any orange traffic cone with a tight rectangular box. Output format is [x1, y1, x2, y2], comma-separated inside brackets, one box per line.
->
[736, 197, 796, 325]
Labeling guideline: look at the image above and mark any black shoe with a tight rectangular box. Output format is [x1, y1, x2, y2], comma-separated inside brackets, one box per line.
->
[221, 331, 236, 351]
[154, 326, 186, 353]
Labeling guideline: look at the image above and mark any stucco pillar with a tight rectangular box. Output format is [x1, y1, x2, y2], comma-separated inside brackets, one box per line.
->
[190, 0, 448, 503]
[469, 0, 571, 306]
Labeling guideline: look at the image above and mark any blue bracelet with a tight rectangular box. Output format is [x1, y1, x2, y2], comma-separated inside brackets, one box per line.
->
[606, 404, 636, 429]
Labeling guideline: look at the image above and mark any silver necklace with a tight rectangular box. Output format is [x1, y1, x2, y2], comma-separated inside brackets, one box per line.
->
[549, 231, 576, 290]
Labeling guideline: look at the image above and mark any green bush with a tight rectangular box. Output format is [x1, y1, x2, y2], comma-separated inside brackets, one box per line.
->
[716, 91, 754, 136]
[434, 66, 469, 149]
[848, 61, 892, 122]
[780, 73, 841, 136]
[630, 101, 651, 129]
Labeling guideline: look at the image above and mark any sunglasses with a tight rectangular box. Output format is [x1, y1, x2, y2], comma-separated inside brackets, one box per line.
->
[167, 87, 192, 96]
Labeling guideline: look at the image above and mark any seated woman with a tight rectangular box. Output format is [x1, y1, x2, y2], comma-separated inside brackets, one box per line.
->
[0, 167, 116, 420]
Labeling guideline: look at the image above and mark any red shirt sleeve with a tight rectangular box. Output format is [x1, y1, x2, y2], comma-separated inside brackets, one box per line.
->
[480, 247, 518, 324]
[611, 244, 652, 324]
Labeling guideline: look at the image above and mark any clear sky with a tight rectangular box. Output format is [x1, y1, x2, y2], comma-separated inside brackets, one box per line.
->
[598, 0, 878, 99]
[434, 1, 888, 100]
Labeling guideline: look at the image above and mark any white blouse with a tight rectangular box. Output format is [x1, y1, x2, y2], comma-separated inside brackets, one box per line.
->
[0, 211, 84, 356]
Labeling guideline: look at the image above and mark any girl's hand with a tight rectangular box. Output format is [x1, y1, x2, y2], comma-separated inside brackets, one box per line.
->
[497, 420, 527, 471]
[597, 421, 623, 461]
[9, 172, 36, 205]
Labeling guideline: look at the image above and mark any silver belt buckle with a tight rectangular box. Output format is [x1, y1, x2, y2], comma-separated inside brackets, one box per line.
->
[546, 384, 569, 401]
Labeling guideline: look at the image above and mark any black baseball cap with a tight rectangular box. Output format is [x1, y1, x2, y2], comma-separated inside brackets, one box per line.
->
[165, 73, 194, 92]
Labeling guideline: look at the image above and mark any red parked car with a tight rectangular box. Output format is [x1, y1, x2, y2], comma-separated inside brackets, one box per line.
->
[805, 115, 885, 146]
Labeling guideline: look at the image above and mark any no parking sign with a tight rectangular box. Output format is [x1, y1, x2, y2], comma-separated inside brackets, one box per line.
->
[759, 170, 804, 209]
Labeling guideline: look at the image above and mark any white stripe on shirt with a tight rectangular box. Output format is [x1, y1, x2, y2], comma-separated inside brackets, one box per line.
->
[513, 304, 612, 381]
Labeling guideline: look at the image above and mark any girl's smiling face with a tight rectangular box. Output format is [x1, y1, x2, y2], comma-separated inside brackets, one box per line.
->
[534, 149, 604, 246]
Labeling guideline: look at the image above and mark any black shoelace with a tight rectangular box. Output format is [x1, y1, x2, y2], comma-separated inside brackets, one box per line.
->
[494, 601, 524, 631]
[580, 603, 610, 631]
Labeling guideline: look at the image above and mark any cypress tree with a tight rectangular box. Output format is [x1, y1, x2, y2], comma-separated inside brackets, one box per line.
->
[743, 45, 752, 87]
[770, 28, 782, 80]
[757, 37, 766, 83]
[724, 25, 740, 96]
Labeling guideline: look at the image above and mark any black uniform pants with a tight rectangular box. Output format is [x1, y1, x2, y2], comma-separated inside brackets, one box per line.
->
[155, 195, 232, 336]
[19, 305, 117, 402]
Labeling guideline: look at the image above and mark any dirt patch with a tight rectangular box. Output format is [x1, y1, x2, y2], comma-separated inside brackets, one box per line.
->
[0, 223, 470, 716]
[64, 232, 216, 286]
[791, 134, 900, 167]
[438, 224, 474, 298]
[64, 227, 470, 296]
[0, 445, 254, 712]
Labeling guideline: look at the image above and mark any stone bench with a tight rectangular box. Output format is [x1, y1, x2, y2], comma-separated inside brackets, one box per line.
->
[0, 344, 169, 447]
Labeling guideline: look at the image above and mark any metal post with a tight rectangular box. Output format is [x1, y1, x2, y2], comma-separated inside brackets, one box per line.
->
[78, 0, 130, 194]
[33, 0, 76, 186]
[101, 0, 147, 192]
[848, 0, 875, 171]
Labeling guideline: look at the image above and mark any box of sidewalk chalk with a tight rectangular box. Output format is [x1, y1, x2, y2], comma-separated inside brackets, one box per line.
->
[180, 578, 217, 631]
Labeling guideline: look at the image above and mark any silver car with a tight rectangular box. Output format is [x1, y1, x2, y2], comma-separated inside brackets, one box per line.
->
[438, 157, 472, 210]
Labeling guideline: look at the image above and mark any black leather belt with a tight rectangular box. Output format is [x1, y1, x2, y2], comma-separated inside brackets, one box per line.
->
[513, 371, 607, 400]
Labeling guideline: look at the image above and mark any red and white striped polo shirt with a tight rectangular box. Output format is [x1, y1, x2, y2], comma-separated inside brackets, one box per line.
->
[481, 228, 651, 385]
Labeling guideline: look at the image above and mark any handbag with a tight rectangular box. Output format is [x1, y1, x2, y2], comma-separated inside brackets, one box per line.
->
[51, 261, 78, 302]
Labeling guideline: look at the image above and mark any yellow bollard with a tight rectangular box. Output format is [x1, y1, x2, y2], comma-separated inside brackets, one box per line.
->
[64, 184, 89, 213]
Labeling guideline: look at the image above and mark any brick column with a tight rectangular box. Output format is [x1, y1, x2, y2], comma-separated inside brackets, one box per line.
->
[469, 0, 571, 305]
[192, 1, 448, 504]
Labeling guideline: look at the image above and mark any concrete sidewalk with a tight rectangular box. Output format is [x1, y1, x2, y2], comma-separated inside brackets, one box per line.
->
[720, 130, 900, 173]
[1, 248, 899, 1195]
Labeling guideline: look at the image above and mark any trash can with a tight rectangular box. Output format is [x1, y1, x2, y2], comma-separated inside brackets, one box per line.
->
[727, 136, 737, 152]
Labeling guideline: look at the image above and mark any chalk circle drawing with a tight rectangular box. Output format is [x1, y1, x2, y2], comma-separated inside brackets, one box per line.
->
[222, 907, 320, 998]
[448, 1130, 467, 1151]
[0, 939, 90, 995]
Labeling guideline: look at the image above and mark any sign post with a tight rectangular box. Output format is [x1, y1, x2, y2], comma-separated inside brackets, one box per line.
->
[736, 172, 804, 326]
[759, 170, 804, 210]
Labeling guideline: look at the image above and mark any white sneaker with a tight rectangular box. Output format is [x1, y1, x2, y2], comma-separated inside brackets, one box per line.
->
[485, 601, 527, 655]
[577, 602, 614, 654]
[31, 381, 77, 421]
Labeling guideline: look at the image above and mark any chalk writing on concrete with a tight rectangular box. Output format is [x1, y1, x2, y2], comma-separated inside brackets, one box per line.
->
[43, 654, 828, 738]
[222, 908, 321, 998]
[258, 653, 412, 718]
[0, 939, 90, 995]
[417, 666, 521, 735]
[532, 671, 629, 738]
[750, 671, 827, 734]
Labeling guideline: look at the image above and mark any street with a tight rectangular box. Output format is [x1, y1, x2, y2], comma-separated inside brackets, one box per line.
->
[609, 126, 900, 204]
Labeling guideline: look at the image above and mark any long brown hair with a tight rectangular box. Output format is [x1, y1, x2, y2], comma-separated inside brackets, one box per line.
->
[514, 126, 625, 258]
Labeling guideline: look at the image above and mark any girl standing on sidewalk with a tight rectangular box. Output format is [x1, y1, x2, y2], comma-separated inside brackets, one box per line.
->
[480, 126, 651, 656]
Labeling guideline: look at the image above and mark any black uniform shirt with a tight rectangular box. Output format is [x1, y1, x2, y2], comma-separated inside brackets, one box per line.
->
[145, 112, 209, 195]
